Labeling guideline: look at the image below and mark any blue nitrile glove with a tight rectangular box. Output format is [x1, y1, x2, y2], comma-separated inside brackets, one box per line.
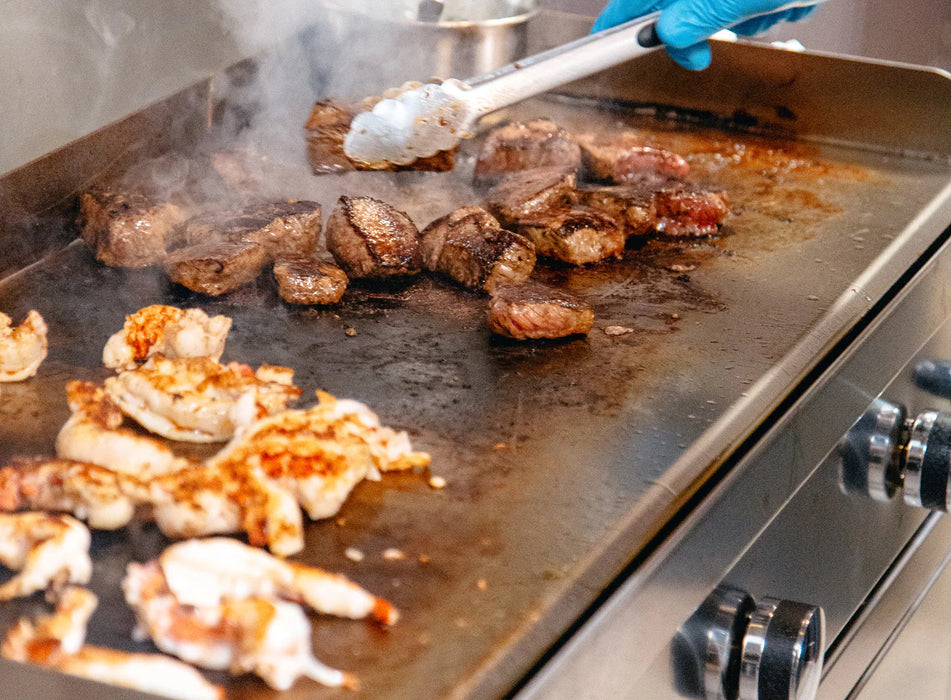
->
[592, 0, 818, 71]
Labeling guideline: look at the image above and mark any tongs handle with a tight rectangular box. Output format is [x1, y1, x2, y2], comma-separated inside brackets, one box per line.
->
[465, 12, 662, 115]
[464, 0, 823, 118]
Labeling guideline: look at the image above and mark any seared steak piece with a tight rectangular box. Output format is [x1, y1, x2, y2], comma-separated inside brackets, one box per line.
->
[484, 167, 577, 229]
[79, 190, 186, 268]
[518, 205, 625, 265]
[173, 201, 321, 261]
[273, 258, 349, 305]
[325, 196, 423, 279]
[165, 239, 268, 296]
[304, 98, 456, 173]
[488, 282, 594, 340]
[473, 119, 582, 186]
[420, 205, 500, 270]
[421, 206, 536, 293]
[575, 184, 655, 238]
[574, 132, 690, 184]
[651, 189, 730, 237]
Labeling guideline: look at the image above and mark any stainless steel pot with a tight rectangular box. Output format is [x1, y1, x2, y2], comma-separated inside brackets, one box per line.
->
[314, 0, 537, 96]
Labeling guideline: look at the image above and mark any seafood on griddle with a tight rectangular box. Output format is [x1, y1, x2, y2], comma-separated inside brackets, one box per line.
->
[205, 390, 430, 520]
[2, 586, 224, 700]
[149, 462, 305, 557]
[79, 189, 187, 268]
[421, 206, 537, 294]
[488, 282, 595, 340]
[0, 512, 92, 601]
[123, 560, 360, 691]
[56, 381, 196, 479]
[473, 118, 582, 186]
[0, 310, 48, 382]
[102, 305, 232, 371]
[158, 537, 398, 623]
[103, 356, 301, 443]
[0, 459, 149, 530]
[325, 195, 424, 280]
[273, 257, 349, 306]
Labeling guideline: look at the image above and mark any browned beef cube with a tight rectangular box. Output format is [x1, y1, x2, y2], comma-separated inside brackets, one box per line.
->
[575, 184, 655, 237]
[574, 132, 690, 183]
[483, 167, 577, 229]
[488, 282, 594, 340]
[273, 258, 349, 305]
[518, 205, 625, 265]
[421, 206, 536, 293]
[304, 99, 457, 174]
[651, 189, 730, 237]
[420, 206, 500, 270]
[325, 196, 422, 279]
[164, 239, 268, 296]
[79, 190, 186, 268]
[473, 119, 582, 186]
[174, 201, 322, 261]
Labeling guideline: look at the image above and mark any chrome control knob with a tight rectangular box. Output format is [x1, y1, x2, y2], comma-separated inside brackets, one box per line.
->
[838, 399, 905, 502]
[676, 586, 755, 700]
[738, 598, 825, 700]
[903, 410, 951, 510]
[677, 590, 824, 700]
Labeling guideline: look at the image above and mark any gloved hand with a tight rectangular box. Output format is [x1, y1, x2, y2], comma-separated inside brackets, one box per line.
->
[592, 0, 818, 71]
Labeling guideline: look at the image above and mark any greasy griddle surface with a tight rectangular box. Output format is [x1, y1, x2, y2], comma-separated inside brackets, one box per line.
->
[0, 97, 948, 699]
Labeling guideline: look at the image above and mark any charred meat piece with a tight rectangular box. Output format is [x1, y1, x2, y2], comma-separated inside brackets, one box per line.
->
[651, 189, 730, 237]
[165, 239, 268, 296]
[488, 282, 594, 340]
[484, 167, 577, 229]
[421, 206, 536, 293]
[273, 258, 349, 305]
[173, 201, 321, 261]
[304, 98, 456, 174]
[575, 184, 655, 238]
[79, 190, 186, 268]
[325, 196, 422, 280]
[574, 132, 690, 184]
[473, 119, 582, 186]
[518, 205, 625, 265]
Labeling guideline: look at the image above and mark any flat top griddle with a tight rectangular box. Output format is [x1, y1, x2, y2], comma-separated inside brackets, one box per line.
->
[0, 20, 949, 700]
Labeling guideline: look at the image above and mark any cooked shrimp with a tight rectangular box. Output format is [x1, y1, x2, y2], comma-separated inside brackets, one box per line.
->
[206, 390, 429, 520]
[2, 586, 98, 657]
[102, 305, 232, 371]
[56, 380, 196, 479]
[123, 561, 358, 691]
[0, 310, 48, 381]
[149, 463, 304, 557]
[104, 356, 301, 443]
[0, 513, 92, 600]
[159, 537, 398, 624]
[2, 586, 224, 700]
[0, 459, 149, 530]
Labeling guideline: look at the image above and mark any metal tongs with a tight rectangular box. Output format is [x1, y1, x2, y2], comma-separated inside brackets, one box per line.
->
[343, 2, 822, 167]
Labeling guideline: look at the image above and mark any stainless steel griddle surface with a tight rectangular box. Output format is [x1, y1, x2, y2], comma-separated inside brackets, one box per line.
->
[1, 34, 950, 700]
